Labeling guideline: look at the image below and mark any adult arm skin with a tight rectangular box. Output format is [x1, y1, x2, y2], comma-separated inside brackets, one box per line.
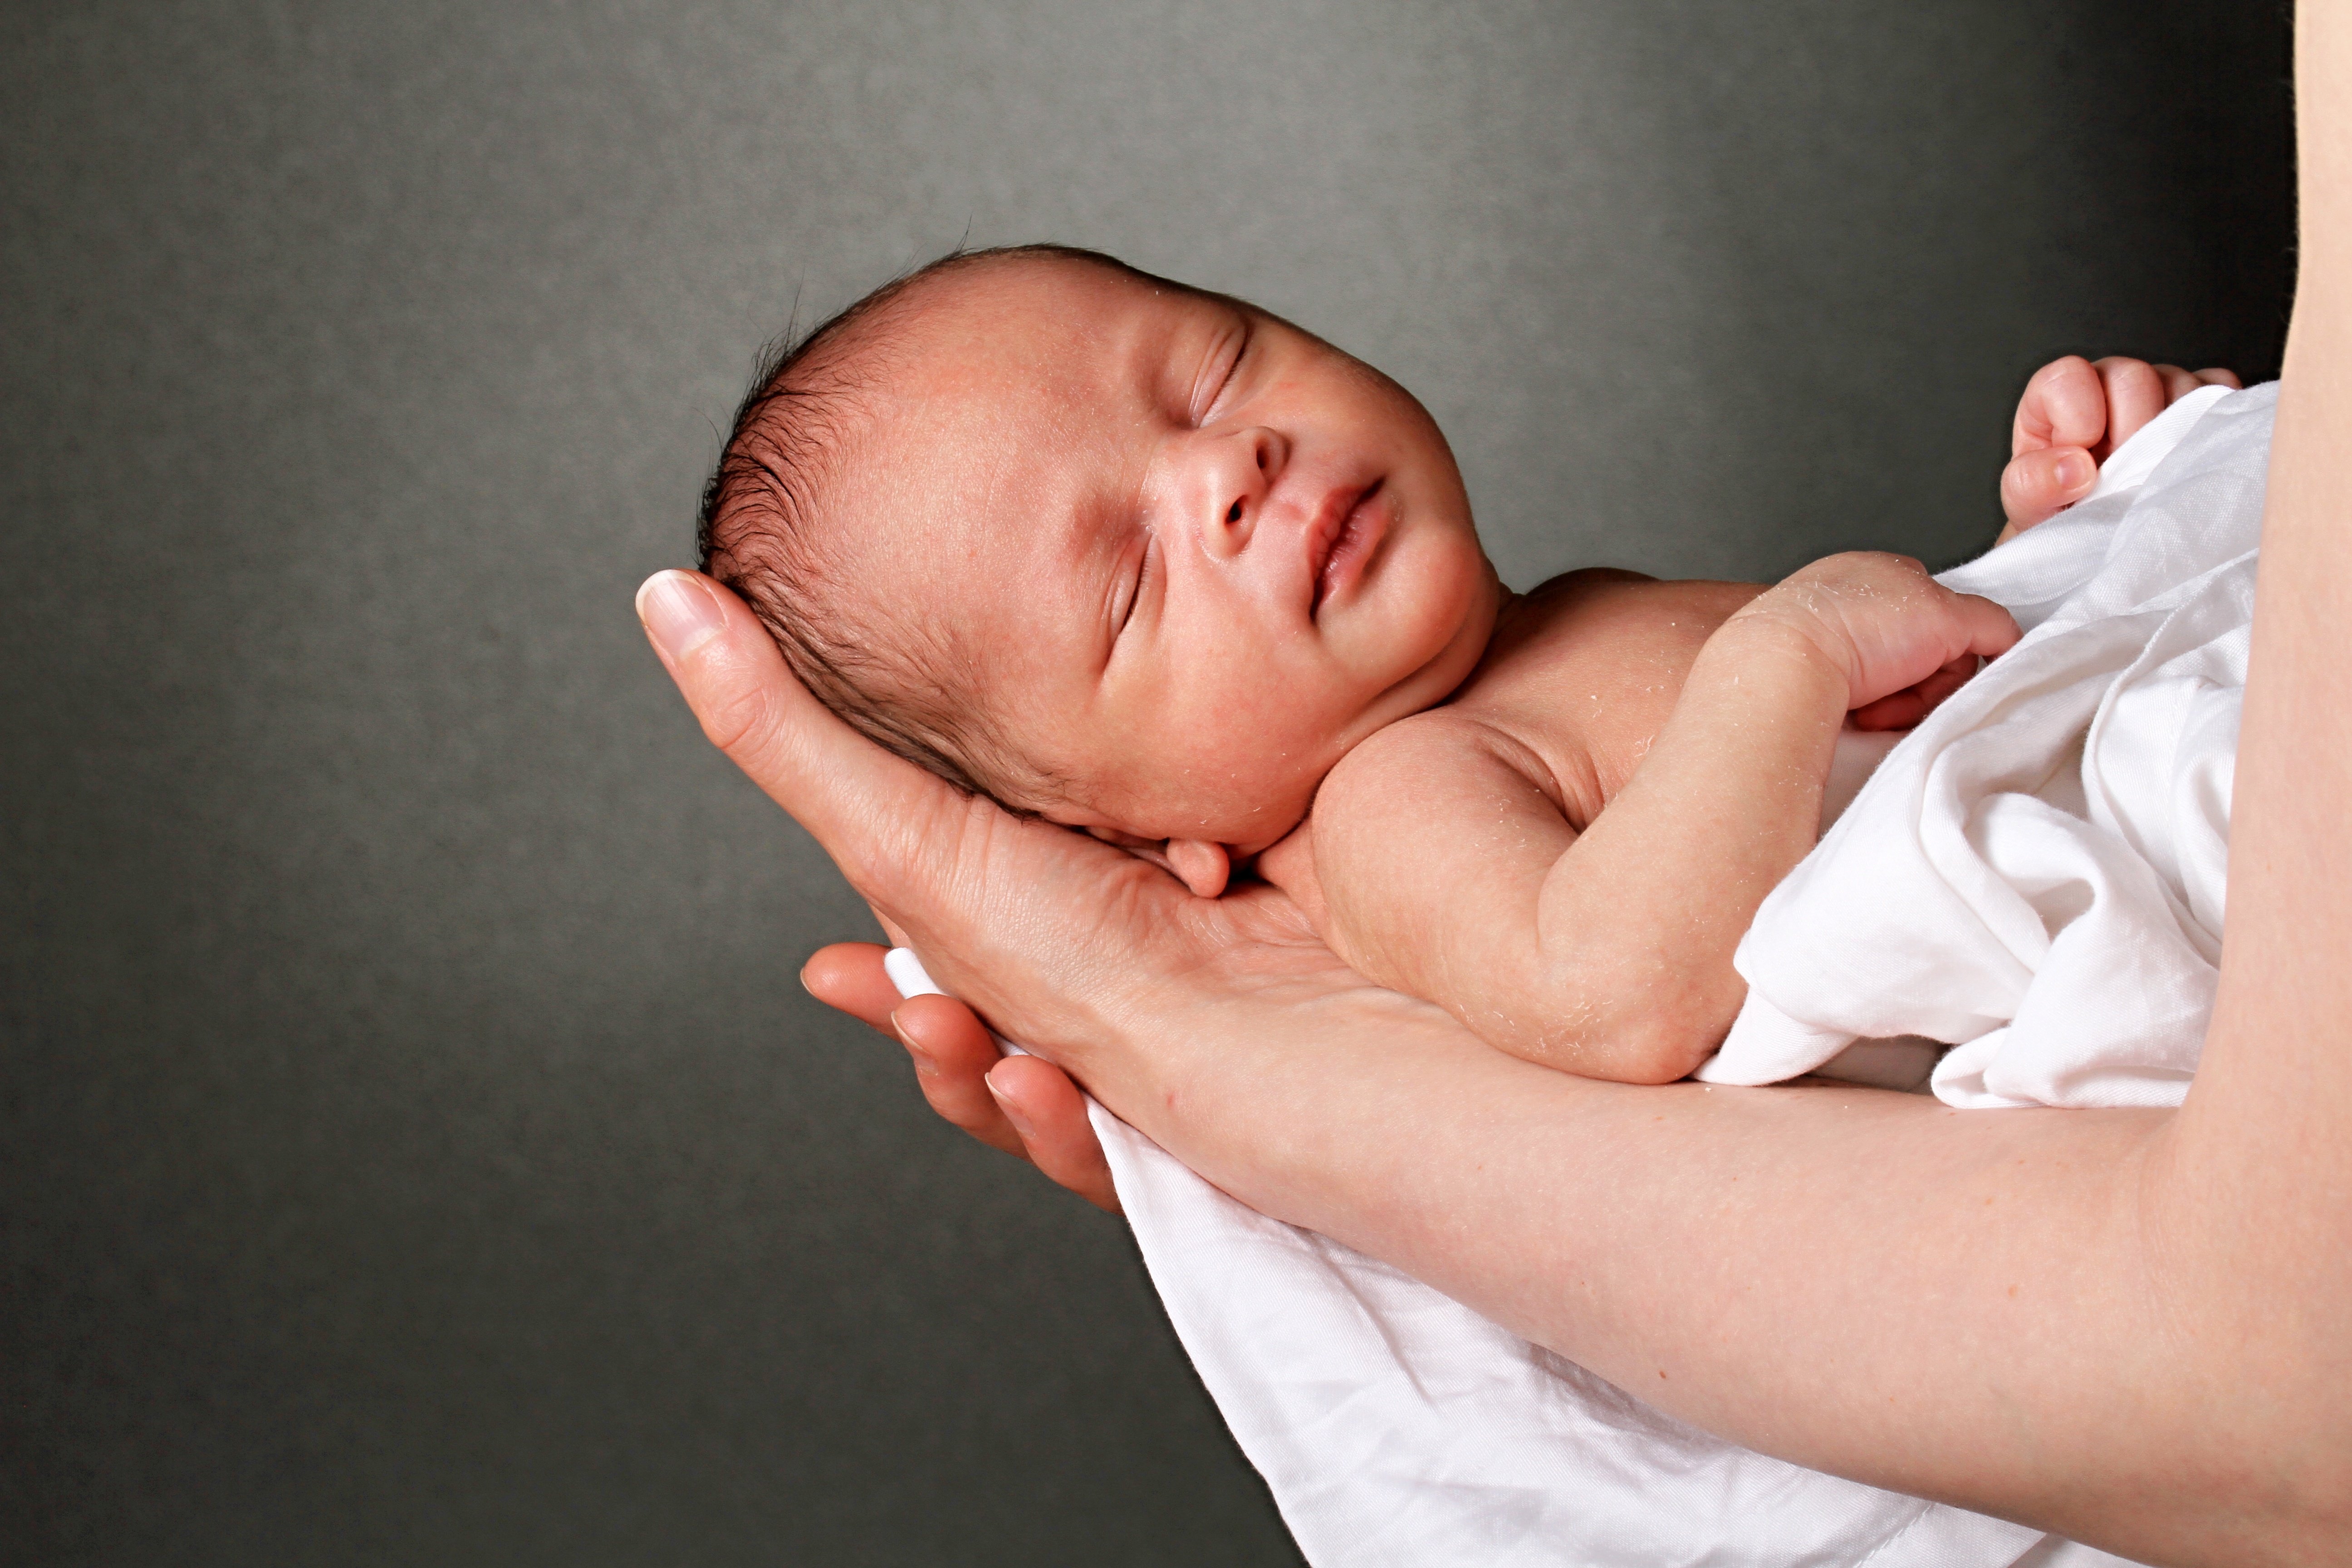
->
[643, 17, 2352, 1558]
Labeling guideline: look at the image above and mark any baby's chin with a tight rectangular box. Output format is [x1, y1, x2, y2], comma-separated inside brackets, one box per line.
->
[1074, 746, 1333, 851]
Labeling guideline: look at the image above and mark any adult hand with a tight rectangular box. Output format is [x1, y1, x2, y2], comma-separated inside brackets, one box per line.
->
[636, 469, 2352, 1563]
[634, 567, 1354, 1187]
[802, 941, 1120, 1212]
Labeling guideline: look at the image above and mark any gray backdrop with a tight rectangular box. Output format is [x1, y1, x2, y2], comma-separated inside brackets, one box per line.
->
[3, 3, 2290, 1564]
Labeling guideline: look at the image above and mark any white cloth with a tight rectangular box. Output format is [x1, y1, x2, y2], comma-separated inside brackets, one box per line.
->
[887, 949, 2142, 1567]
[1701, 381, 2262, 1106]
[870, 391, 2272, 1565]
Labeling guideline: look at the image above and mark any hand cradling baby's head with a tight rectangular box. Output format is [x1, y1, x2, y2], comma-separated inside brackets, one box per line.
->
[699, 245, 1501, 868]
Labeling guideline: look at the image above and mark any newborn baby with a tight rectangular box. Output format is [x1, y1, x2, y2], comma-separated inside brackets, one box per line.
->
[700, 244, 2230, 1083]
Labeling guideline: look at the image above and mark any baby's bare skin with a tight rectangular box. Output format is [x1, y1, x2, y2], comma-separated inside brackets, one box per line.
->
[1262, 571, 1763, 1080]
[1270, 352, 2238, 1082]
[1266, 559, 2014, 1083]
[735, 247, 2225, 1085]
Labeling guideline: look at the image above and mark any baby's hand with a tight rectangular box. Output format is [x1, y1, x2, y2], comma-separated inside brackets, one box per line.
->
[1747, 553, 2021, 731]
[2000, 355, 2241, 539]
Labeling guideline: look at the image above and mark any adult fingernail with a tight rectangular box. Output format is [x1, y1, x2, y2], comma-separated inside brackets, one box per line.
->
[987, 1074, 1035, 1137]
[2056, 451, 2093, 491]
[889, 1010, 937, 1075]
[635, 570, 725, 660]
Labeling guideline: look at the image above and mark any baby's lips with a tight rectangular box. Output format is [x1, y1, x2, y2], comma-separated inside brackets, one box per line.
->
[1308, 480, 1387, 617]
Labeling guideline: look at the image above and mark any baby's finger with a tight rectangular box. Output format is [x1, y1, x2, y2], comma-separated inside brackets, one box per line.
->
[804, 941, 905, 1034]
[2195, 367, 2244, 390]
[2000, 445, 2097, 530]
[1852, 654, 1983, 731]
[1953, 591, 2022, 660]
[2013, 355, 2107, 456]
[988, 1056, 1121, 1214]
[1850, 689, 1927, 732]
[893, 994, 1030, 1159]
[1908, 653, 1981, 715]
[2153, 364, 2201, 403]
[2093, 357, 2168, 456]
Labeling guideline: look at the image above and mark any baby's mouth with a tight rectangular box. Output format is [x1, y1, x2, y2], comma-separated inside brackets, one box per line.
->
[1311, 480, 1385, 618]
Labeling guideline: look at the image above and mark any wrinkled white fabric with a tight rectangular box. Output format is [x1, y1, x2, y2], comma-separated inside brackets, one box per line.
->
[1701, 381, 2261, 1106]
[886, 951, 2141, 1568]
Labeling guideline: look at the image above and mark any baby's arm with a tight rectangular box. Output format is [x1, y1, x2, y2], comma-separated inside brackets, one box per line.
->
[1300, 554, 2016, 1083]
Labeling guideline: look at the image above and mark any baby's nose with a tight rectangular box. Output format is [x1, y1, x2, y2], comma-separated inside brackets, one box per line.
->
[1200, 427, 1287, 560]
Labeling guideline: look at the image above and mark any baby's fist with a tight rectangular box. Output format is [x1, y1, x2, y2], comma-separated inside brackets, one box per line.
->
[2001, 355, 2241, 540]
[1753, 553, 2020, 732]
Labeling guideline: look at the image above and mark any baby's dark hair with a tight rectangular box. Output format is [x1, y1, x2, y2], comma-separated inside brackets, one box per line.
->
[698, 242, 1142, 805]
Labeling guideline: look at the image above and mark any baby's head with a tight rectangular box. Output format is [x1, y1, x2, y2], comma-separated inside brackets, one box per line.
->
[700, 245, 1500, 886]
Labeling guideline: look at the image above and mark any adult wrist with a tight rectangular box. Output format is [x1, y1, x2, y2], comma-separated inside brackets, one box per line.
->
[1105, 975, 1490, 1223]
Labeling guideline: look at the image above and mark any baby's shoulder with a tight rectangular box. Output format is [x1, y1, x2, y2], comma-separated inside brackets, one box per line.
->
[1332, 569, 1764, 830]
[1472, 568, 1754, 691]
[1320, 701, 1577, 829]
[1462, 564, 1756, 725]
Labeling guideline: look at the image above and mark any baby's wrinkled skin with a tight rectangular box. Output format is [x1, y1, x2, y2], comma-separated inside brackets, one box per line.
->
[816, 252, 2231, 1082]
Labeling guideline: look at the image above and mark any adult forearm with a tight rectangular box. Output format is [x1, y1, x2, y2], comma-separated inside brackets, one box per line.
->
[1119, 989, 2266, 1563]
[2127, 7, 2352, 1554]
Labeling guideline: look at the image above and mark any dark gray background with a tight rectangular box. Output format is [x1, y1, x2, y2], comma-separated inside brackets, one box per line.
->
[3, 3, 2291, 1563]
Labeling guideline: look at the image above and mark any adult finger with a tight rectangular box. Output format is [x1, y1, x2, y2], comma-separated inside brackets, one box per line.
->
[2093, 357, 2167, 456]
[2013, 355, 2106, 456]
[799, 951, 1032, 1159]
[806, 941, 1118, 1206]
[2000, 446, 2097, 530]
[804, 941, 903, 1034]
[892, 993, 1031, 1159]
[636, 570, 964, 915]
[2195, 367, 2244, 390]
[989, 1056, 1121, 1213]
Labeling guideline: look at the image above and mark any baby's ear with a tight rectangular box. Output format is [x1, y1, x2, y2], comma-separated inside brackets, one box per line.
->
[1163, 839, 1231, 900]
